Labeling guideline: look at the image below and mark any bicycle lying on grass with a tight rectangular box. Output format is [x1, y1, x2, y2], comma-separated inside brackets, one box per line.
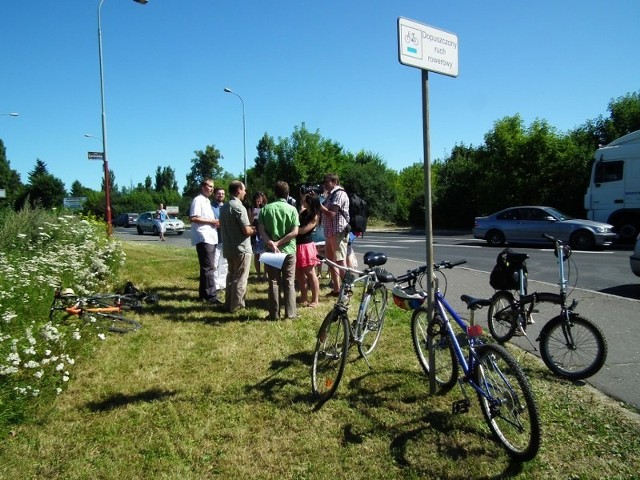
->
[393, 260, 541, 462]
[487, 234, 608, 380]
[49, 286, 153, 333]
[311, 252, 395, 402]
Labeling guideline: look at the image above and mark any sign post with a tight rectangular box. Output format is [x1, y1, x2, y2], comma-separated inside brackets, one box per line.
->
[398, 17, 458, 395]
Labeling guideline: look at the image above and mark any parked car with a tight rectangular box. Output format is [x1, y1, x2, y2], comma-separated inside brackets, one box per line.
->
[113, 213, 139, 228]
[473, 206, 617, 250]
[136, 211, 185, 236]
[630, 234, 640, 277]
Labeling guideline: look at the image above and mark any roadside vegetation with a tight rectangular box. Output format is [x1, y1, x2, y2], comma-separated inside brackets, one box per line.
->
[1, 215, 638, 478]
[2, 91, 639, 231]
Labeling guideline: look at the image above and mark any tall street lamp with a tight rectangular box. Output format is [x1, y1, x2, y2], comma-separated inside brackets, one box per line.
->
[97, 0, 148, 235]
[1, 113, 19, 117]
[224, 87, 247, 187]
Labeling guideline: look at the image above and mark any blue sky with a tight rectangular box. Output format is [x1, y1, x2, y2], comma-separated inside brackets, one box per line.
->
[1, 0, 639, 192]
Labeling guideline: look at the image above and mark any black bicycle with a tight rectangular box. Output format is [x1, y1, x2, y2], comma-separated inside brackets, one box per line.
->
[487, 234, 608, 380]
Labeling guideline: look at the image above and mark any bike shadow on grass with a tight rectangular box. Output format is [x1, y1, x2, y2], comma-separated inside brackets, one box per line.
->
[342, 368, 529, 478]
[85, 388, 178, 412]
[245, 353, 529, 476]
[126, 284, 274, 324]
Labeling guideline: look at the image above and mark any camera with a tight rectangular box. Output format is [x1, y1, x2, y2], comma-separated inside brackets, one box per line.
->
[300, 184, 323, 196]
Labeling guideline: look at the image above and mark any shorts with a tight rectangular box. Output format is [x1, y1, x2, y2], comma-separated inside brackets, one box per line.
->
[296, 242, 319, 268]
[327, 234, 348, 262]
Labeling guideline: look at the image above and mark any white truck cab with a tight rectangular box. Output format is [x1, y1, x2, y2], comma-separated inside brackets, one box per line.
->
[584, 130, 640, 242]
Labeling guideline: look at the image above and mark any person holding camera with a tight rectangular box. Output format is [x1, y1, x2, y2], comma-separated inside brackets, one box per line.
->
[319, 173, 350, 296]
[296, 193, 321, 307]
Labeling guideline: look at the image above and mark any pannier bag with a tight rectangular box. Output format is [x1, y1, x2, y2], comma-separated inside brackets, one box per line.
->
[489, 248, 527, 291]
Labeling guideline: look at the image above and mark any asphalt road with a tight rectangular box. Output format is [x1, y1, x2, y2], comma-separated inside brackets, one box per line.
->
[115, 227, 640, 411]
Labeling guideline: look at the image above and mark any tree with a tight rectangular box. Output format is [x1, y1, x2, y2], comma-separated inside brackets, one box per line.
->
[70, 180, 92, 197]
[183, 145, 224, 199]
[100, 169, 117, 194]
[340, 151, 397, 221]
[0, 139, 24, 208]
[16, 158, 66, 209]
[154, 166, 179, 192]
[396, 163, 425, 224]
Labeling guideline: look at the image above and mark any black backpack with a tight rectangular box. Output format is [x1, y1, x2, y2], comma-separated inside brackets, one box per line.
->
[347, 191, 368, 235]
[489, 248, 526, 290]
[335, 188, 369, 236]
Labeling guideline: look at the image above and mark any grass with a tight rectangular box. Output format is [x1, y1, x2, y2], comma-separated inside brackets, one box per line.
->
[1, 241, 638, 479]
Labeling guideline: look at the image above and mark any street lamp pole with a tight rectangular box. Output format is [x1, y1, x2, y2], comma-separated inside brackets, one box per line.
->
[0, 113, 19, 117]
[97, 0, 148, 235]
[224, 87, 247, 187]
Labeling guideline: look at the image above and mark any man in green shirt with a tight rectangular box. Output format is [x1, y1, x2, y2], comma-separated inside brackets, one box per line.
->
[258, 181, 299, 320]
[219, 181, 255, 313]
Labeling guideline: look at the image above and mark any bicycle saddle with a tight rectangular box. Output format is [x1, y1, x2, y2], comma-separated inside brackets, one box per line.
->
[460, 295, 492, 311]
[363, 251, 387, 268]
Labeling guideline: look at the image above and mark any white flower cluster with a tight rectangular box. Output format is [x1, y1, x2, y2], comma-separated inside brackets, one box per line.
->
[0, 212, 125, 402]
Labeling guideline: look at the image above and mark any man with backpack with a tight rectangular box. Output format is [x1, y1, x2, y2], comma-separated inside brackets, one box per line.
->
[320, 173, 350, 296]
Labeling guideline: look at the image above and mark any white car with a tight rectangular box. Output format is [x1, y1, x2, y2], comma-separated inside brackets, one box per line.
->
[630, 234, 640, 277]
[136, 211, 185, 236]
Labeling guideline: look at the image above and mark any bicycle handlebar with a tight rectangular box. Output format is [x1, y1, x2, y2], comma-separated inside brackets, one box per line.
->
[542, 233, 562, 244]
[317, 255, 365, 276]
[394, 259, 467, 285]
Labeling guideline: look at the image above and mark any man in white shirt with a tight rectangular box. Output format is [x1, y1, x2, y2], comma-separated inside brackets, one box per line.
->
[189, 178, 222, 305]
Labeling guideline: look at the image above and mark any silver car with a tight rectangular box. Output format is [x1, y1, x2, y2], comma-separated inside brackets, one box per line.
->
[136, 211, 185, 236]
[473, 206, 617, 250]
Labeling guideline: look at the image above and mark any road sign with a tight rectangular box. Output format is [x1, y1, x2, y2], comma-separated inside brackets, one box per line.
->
[88, 151, 104, 160]
[63, 197, 87, 210]
[398, 17, 459, 77]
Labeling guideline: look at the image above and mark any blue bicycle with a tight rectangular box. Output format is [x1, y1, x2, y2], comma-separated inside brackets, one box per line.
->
[394, 260, 541, 461]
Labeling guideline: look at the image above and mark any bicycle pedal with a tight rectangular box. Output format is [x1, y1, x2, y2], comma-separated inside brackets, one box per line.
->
[452, 399, 470, 414]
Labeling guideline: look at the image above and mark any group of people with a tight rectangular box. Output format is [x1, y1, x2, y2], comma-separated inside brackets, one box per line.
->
[188, 173, 351, 321]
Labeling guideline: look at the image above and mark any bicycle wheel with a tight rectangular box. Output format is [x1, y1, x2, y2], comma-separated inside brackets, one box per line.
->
[474, 343, 541, 462]
[90, 313, 142, 333]
[311, 310, 349, 401]
[411, 308, 458, 392]
[357, 284, 388, 356]
[487, 291, 519, 343]
[538, 314, 607, 380]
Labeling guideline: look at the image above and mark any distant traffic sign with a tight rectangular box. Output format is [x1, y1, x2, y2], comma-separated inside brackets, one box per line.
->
[398, 17, 459, 77]
[88, 151, 104, 160]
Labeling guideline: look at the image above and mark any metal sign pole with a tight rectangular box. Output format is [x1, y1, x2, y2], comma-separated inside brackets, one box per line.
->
[398, 17, 458, 395]
[421, 69, 436, 395]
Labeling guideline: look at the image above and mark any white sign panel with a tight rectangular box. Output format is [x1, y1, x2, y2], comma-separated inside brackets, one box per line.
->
[398, 17, 459, 77]
[63, 197, 87, 210]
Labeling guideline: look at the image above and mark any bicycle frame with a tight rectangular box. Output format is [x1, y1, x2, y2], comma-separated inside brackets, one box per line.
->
[433, 291, 500, 403]
[321, 257, 382, 343]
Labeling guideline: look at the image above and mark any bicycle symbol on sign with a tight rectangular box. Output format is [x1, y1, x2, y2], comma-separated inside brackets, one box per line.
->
[404, 31, 419, 45]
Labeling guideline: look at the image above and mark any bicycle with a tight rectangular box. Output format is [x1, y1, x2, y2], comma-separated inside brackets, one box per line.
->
[49, 287, 144, 333]
[311, 251, 395, 402]
[487, 234, 608, 380]
[398, 260, 541, 461]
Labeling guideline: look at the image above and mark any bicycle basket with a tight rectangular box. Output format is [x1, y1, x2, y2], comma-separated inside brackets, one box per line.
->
[392, 286, 427, 310]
